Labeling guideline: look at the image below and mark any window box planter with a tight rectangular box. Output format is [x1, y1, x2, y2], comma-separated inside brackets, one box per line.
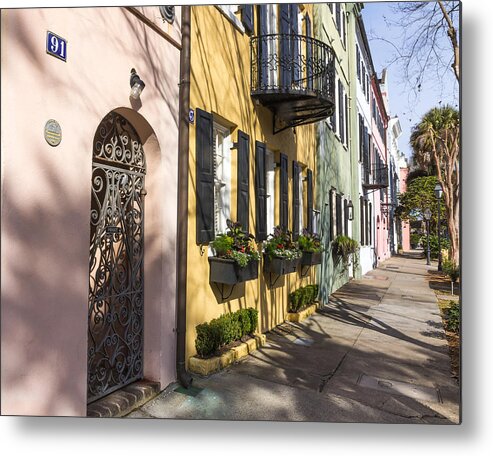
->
[263, 254, 300, 275]
[300, 251, 322, 266]
[208, 257, 259, 285]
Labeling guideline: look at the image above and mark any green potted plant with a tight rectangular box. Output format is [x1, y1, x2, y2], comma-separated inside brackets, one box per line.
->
[209, 220, 260, 285]
[298, 229, 322, 266]
[332, 235, 359, 277]
[263, 226, 301, 275]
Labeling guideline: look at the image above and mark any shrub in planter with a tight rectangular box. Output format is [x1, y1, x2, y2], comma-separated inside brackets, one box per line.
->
[288, 284, 319, 313]
[195, 308, 259, 358]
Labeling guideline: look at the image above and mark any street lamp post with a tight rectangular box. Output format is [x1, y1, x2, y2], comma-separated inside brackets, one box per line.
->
[434, 183, 443, 272]
[423, 208, 432, 266]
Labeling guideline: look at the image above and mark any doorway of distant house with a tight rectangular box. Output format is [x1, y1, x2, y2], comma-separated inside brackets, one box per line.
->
[87, 111, 147, 403]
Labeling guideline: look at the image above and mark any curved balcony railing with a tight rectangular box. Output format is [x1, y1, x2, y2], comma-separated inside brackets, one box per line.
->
[363, 164, 389, 190]
[250, 33, 335, 130]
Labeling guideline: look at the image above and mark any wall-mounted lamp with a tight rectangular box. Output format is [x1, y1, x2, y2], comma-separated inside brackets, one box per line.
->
[130, 68, 145, 99]
[347, 200, 354, 221]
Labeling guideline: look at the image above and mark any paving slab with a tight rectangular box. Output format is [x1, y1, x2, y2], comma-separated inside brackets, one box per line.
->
[125, 252, 460, 423]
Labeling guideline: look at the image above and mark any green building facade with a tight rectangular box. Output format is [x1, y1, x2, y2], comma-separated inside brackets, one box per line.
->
[314, 2, 362, 301]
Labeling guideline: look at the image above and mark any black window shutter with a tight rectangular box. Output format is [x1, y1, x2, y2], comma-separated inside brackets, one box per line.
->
[344, 93, 349, 147]
[359, 115, 364, 162]
[292, 161, 300, 239]
[360, 196, 365, 245]
[335, 3, 341, 33]
[195, 108, 215, 244]
[329, 190, 334, 242]
[338, 80, 344, 141]
[368, 203, 372, 246]
[342, 8, 346, 47]
[306, 169, 313, 233]
[279, 153, 289, 231]
[365, 200, 369, 246]
[344, 199, 348, 236]
[336, 193, 342, 236]
[258, 5, 268, 89]
[237, 130, 250, 232]
[241, 4, 254, 34]
[356, 46, 360, 81]
[255, 141, 268, 241]
[280, 4, 291, 88]
[305, 13, 313, 90]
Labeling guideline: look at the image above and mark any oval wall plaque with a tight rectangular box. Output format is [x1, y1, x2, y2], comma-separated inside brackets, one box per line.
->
[44, 119, 62, 146]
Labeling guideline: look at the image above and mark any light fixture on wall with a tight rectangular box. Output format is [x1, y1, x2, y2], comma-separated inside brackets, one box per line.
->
[159, 6, 175, 24]
[347, 200, 354, 221]
[130, 68, 146, 99]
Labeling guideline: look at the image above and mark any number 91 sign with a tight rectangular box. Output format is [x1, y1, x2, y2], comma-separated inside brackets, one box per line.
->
[46, 31, 67, 62]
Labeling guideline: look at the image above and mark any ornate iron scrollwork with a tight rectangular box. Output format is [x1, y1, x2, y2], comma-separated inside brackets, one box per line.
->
[250, 33, 336, 132]
[87, 112, 146, 403]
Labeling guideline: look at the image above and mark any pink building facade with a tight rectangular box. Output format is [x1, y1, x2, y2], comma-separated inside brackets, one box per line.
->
[1, 6, 181, 416]
[370, 76, 390, 264]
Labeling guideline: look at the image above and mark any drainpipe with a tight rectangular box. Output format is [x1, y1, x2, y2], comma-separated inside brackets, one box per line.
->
[175, 5, 193, 388]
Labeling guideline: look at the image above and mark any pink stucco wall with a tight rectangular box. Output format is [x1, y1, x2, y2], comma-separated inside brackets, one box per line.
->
[370, 80, 390, 264]
[399, 167, 411, 251]
[1, 7, 180, 416]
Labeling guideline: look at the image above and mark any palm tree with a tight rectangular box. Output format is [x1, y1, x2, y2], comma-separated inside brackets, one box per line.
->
[409, 106, 460, 264]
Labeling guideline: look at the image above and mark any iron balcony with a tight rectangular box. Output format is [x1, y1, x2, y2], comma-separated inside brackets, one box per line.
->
[362, 164, 389, 190]
[251, 33, 336, 134]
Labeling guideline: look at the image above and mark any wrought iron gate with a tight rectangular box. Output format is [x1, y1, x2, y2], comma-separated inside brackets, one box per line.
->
[87, 112, 146, 403]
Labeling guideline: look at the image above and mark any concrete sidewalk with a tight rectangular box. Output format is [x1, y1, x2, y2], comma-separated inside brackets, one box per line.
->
[126, 252, 460, 423]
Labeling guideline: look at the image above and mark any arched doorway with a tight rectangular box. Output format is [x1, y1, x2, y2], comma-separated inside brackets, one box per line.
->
[87, 111, 147, 403]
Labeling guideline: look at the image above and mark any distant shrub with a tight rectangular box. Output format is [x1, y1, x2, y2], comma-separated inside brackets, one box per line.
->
[421, 234, 450, 259]
[195, 308, 258, 358]
[443, 259, 460, 282]
[445, 301, 460, 333]
[410, 233, 422, 248]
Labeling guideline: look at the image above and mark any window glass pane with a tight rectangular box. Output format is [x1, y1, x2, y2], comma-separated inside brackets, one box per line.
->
[213, 123, 231, 234]
[266, 150, 275, 235]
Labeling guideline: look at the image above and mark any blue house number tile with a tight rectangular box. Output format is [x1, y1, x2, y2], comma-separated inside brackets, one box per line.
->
[46, 31, 67, 62]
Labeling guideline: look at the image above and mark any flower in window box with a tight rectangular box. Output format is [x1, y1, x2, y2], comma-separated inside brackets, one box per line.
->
[209, 220, 260, 284]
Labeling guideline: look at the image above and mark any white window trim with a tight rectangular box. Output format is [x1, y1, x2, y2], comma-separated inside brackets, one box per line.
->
[265, 149, 276, 236]
[216, 5, 245, 33]
[213, 121, 232, 235]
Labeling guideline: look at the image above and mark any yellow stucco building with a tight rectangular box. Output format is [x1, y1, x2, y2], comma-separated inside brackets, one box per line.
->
[185, 4, 336, 363]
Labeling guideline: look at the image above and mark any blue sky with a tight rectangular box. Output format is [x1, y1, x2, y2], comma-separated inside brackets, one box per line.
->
[361, 1, 459, 160]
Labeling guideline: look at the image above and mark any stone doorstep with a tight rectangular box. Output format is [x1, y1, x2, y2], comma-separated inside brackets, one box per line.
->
[188, 334, 267, 377]
[87, 380, 161, 418]
[285, 303, 318, 323]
